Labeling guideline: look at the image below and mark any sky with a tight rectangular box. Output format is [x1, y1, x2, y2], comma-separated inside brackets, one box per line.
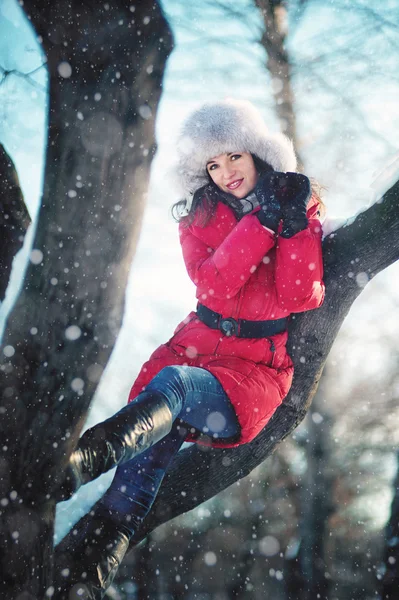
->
[0, 0, 399, 538]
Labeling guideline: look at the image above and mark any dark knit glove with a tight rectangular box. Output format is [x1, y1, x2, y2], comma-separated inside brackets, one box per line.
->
[254, 172, 285, 232]
[279, 172, 311, 238]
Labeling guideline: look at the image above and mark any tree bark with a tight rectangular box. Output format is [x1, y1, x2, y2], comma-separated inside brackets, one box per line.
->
[0, 144, 31, 301]
[297, 388, 334, 599]
[0, 1, 173, 597]
[129, 178, 399, 544]
[380, 450, 399, 599]
[255, 0, 301, 158]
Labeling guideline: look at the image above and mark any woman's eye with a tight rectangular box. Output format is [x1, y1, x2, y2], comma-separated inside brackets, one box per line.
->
[208, 164, 218, 171]
[231, 154, 242, 161]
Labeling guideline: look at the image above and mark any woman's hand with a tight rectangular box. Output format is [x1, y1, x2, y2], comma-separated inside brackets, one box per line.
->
[254, 172, 285, 231]
[278, 172, 311, 238]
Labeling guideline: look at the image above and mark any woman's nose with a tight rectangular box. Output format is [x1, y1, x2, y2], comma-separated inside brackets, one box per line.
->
[223, 165, 236, 180]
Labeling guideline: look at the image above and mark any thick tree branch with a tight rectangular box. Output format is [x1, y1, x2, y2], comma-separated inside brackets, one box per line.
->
[133, 178, 399, 543]
[0, 145, 31, 301]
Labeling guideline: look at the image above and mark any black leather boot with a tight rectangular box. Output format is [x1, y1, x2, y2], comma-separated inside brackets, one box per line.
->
[55, 424, 186, 598]
[59, 391, 174, 500]
[54, 503, 132, 600]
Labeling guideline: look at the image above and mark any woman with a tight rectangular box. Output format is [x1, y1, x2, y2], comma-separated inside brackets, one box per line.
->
[56, 99, 325, 598]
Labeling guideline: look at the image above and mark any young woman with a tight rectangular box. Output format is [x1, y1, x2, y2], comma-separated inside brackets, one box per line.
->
[56, 99, 325, 598]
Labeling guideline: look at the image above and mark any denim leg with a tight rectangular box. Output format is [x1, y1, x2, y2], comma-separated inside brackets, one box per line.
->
[145, 365, 241, 440]
[100, 366, 240, 534]
[100, 421, 185, 534]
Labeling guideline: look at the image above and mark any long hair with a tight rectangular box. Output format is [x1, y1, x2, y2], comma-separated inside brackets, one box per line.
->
[172, 154, 325, 227]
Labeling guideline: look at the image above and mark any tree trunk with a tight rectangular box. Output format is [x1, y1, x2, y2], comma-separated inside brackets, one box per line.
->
[0, 144, 31, 301]
[380, 450, 399, 599]
[0, 1, 173, 597]
[255, 0, 301, 160]
[297, 384, 333, 600]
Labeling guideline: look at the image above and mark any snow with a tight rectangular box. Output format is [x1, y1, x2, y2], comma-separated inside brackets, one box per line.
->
[57, 62, 72, 79]
[204, 551, 217, 566]
[259, 535, 280, 557]
[322, 154, 399, 238]
[30, 249, 43, 264]
[71, 378, 84, 393]
[65, 326, 82, 341]
[3, 345, 15, 357]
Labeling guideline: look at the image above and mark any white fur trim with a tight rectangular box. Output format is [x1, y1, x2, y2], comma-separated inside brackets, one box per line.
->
[172, 99, 297, 208]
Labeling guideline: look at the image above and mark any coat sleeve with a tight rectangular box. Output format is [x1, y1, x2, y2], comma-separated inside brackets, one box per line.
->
[274, 216, 325, 313]
[180, 213, 276, 300]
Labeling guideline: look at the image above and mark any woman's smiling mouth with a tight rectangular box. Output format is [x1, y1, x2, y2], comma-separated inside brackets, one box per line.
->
[226, 179, 243, 190]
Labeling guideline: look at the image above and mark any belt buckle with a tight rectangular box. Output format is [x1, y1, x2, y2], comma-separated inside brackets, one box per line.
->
[219, 317, 239, 337]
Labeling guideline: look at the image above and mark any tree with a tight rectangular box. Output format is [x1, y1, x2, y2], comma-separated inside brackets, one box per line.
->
[381, 450, 399, 599]
[0, 1, 173, 597]
[255, 0, 299, 149]
[295, 389, 334, 599]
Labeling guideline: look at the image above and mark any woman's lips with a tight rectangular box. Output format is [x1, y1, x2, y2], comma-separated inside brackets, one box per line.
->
[226, 178, 243, 190]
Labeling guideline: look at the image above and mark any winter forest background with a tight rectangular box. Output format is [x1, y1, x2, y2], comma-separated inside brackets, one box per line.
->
[0, 0, 399, 599]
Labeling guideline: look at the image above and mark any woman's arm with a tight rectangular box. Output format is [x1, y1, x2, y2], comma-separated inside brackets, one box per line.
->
[274, 216, 325, 312]
[180, 213, 276, 300]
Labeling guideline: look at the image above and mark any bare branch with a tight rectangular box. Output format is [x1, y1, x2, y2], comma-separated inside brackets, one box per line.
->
[296, 66, 397, 155]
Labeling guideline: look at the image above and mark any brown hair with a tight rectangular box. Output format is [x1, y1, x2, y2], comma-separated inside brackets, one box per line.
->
[172, 155, 325, 227]
[309, 178, 327, 219]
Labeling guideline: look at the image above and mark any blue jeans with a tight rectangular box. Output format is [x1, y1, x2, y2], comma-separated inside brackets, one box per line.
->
[146, 365, 240, 438]
[100, 366, 240, 532]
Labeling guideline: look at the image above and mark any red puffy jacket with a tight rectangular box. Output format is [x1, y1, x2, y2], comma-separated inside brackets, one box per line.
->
[129, 196, 325, 448]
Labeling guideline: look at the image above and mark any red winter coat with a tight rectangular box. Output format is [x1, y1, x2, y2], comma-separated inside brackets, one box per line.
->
[128, 196, 325, 448]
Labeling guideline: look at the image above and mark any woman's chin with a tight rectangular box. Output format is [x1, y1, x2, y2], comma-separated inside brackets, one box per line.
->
[230, 188, 249, 199]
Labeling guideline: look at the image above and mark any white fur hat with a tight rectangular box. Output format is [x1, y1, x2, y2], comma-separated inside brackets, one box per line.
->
[173, 98, 297, 207]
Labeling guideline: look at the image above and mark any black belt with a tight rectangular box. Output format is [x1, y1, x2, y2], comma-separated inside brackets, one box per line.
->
[196, 303, 287, 338]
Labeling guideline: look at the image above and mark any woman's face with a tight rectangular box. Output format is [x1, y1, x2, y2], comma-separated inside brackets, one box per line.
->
[206, 151, 259, 198]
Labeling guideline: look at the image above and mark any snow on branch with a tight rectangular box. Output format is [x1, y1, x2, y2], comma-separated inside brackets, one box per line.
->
[0, 145, 31, 301]
[0, 63, 46, 92]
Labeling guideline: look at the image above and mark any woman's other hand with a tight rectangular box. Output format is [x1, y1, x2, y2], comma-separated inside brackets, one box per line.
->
[278, 172, 311, 238]
[254, 172, 285, 232]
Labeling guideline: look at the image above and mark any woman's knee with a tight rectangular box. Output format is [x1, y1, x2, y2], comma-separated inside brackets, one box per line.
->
[147, 365, 184, 392]
[145, 365, 189, 418]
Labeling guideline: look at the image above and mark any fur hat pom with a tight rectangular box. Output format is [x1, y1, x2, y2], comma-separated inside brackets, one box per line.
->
[172, 98, 297, 205]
